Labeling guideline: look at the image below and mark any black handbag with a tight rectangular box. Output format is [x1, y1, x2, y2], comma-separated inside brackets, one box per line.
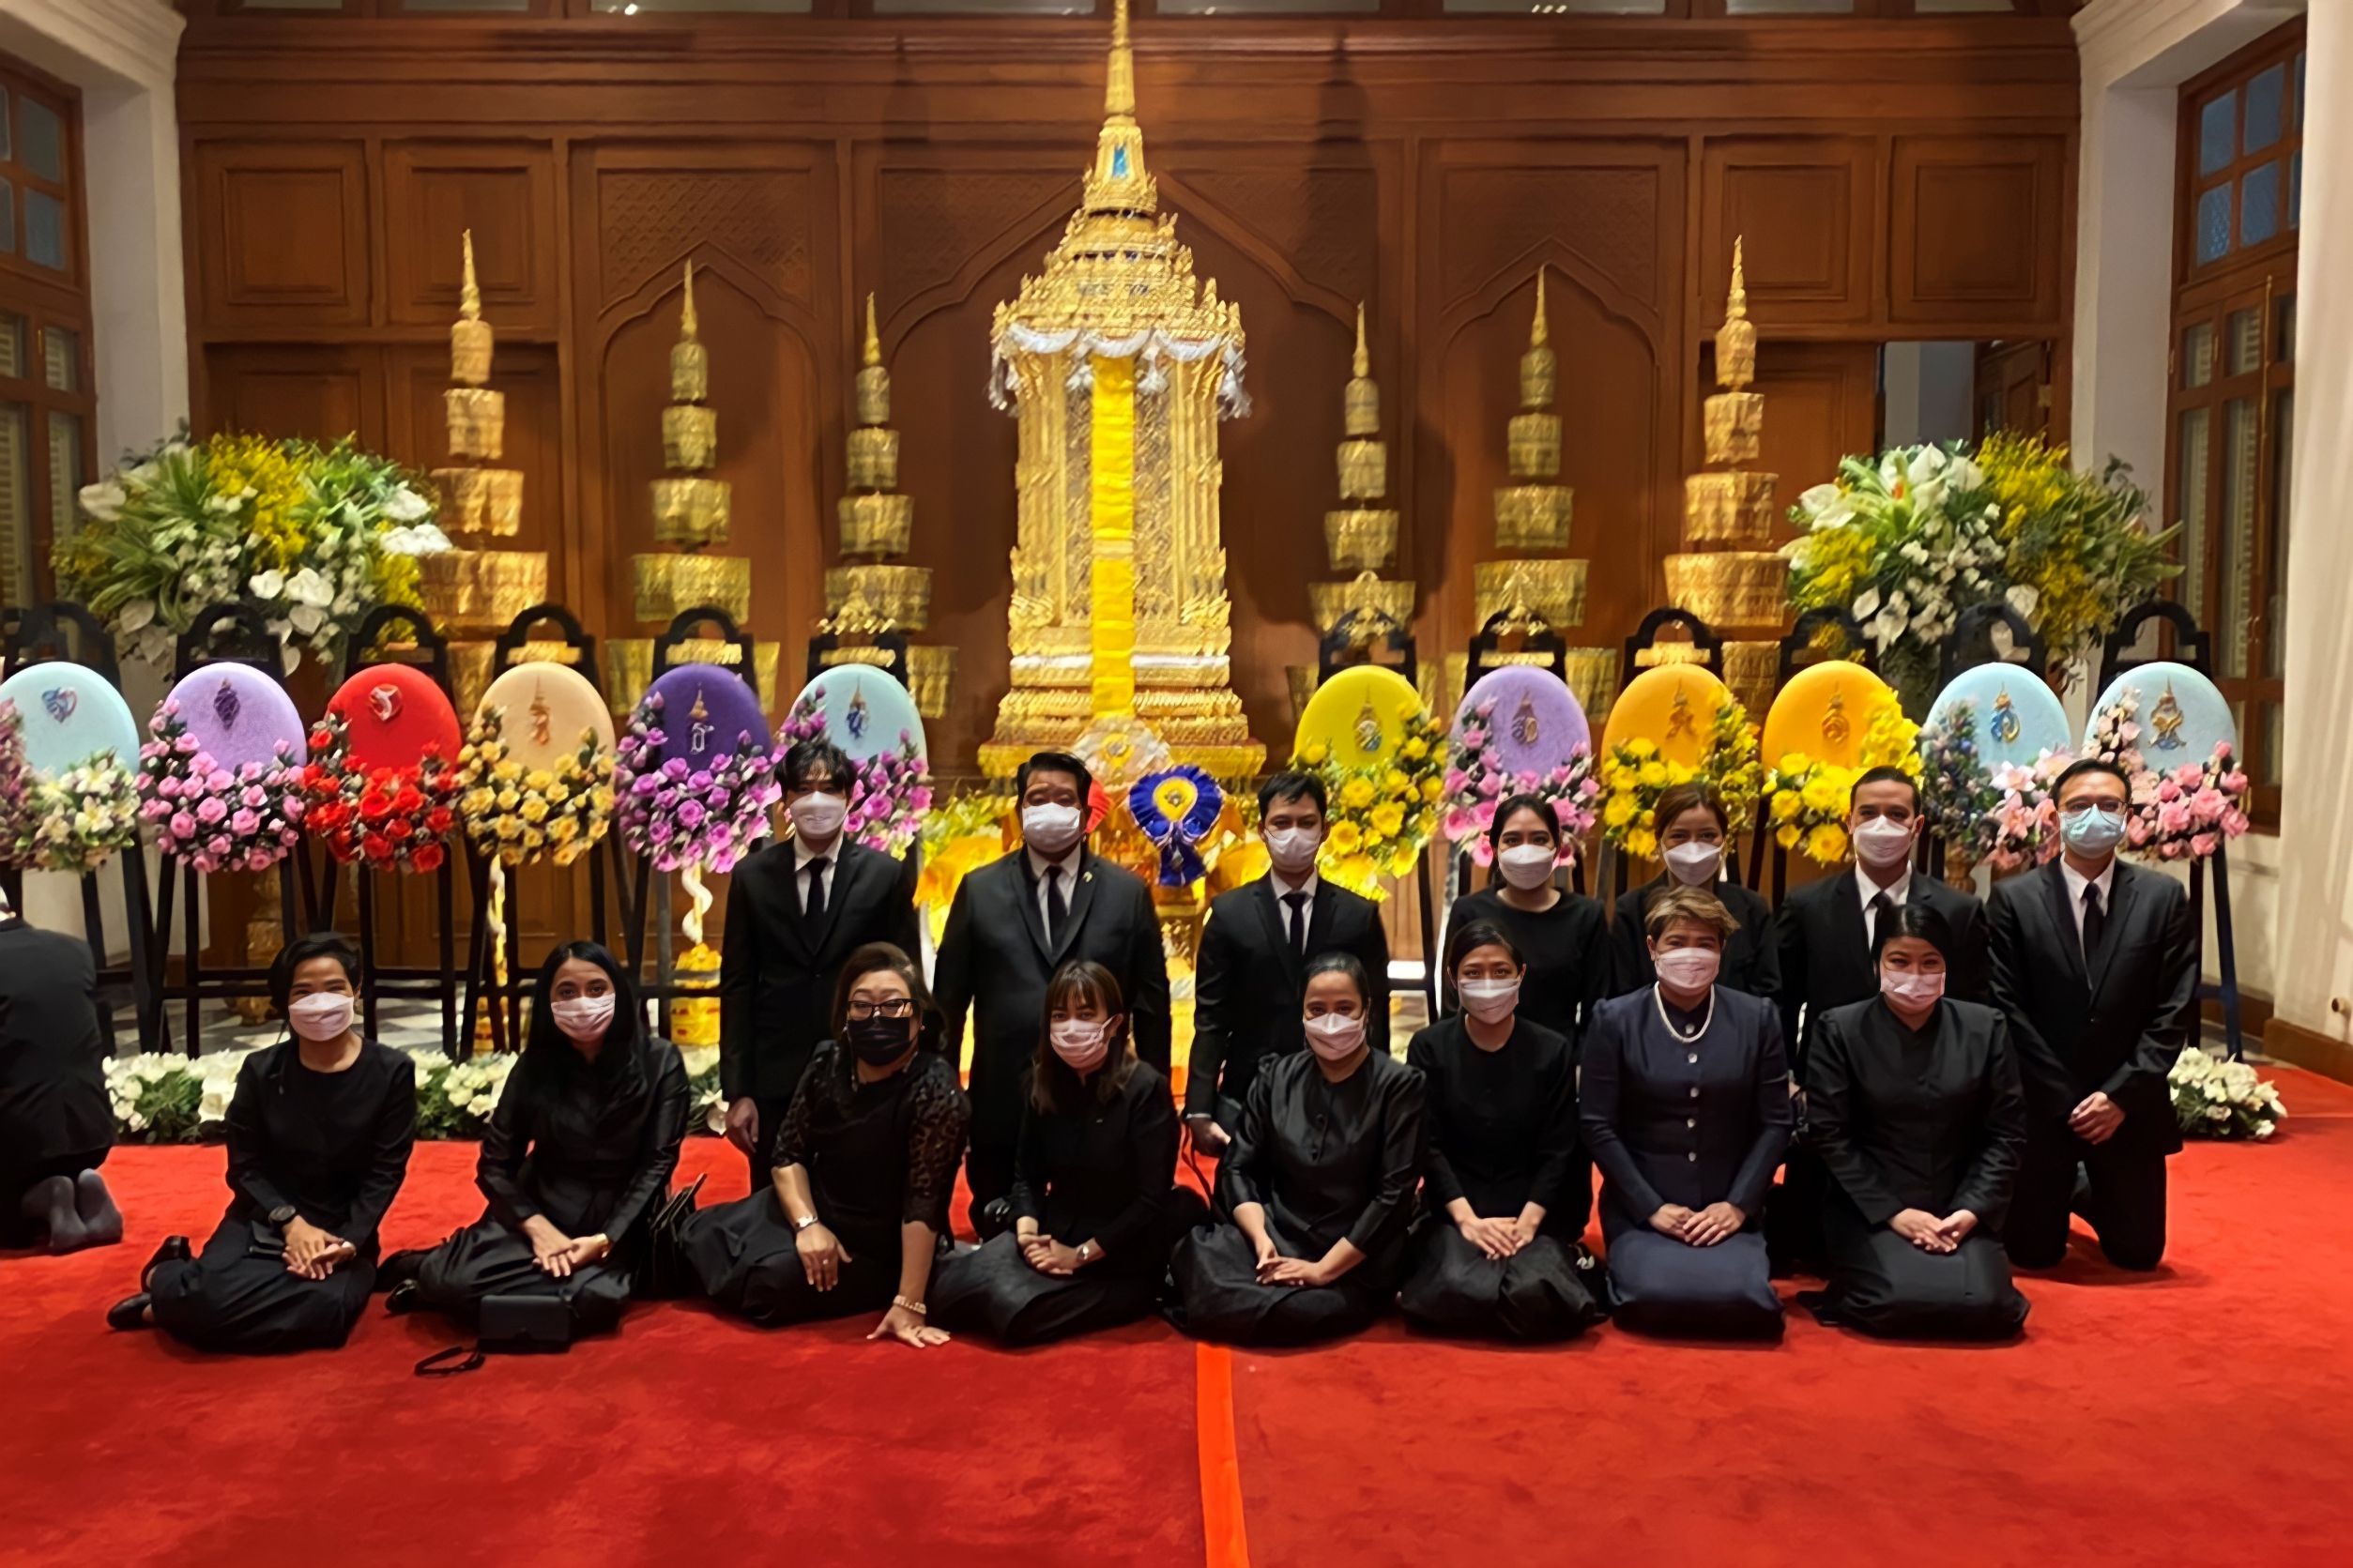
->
[634, 1173, 708, 1302]
[415, 1292, 576, 1377]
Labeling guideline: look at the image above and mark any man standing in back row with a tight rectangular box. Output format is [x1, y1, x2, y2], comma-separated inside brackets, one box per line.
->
[1988, 757, 2196, 1271]
[935, 750, 1169, 1233]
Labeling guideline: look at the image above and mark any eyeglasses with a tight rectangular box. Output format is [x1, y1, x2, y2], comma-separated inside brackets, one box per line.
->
[846, 998, 917, 1021]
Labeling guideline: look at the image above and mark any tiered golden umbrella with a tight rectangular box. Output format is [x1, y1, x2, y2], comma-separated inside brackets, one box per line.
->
[1299, 305, 1416, 722]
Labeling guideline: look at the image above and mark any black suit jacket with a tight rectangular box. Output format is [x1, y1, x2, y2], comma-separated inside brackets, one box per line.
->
[719, 838, 922, 1103]
[1772, 868, 1986, 1071]
[0, 918, 111, 1165]
[1986, 860, 2195, 1156]
[1610, 875, 1780, 1000]
[934, 847, 1170, 1154]
[1189, 875, 1390, 1119]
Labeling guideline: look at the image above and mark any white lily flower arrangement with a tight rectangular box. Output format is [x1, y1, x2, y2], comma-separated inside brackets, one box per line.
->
[2170, 1048, 2286, 1140]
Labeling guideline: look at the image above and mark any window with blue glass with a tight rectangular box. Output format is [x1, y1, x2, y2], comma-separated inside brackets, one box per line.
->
[2181, 29, 2305, 276]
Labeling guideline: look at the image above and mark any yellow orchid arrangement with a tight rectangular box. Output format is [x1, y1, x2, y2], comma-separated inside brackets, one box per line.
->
[1598, 695, 1762, 860]
[1763, 689, 1921, 865]
[1296, 708, 1450, 896]
[453, 707, 614, 869]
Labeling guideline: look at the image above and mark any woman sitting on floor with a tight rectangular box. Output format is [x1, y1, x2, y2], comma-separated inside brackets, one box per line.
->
[109, 933, 416, 1352]
[1802, 903, 2030, 1340]
[386, 941, 688, 1337]
[1398, 921, 1603, 1342]
[682, 941, 968, 1348]
[930, 960, 1205, 1346]
[1581, 886, 1791, 1339]
[1169, 951, 1424, 1347]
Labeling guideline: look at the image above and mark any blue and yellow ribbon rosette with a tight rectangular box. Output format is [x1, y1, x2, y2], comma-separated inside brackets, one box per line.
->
[1128, 766, 1226, 888]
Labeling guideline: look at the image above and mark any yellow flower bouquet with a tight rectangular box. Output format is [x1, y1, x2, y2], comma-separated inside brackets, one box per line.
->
[1597, 695, 1762, 860]
[1296, 708, 1450, 896]
[453, 708, 614, 869]
[1762, 689, 1921, 865]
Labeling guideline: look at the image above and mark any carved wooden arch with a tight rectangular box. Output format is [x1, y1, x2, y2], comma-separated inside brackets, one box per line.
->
[880, 177, 1083, 352]
[1439, 240, 1665, 357]
[594, 241, 826, 365]
[1155, 169, 1363, 331]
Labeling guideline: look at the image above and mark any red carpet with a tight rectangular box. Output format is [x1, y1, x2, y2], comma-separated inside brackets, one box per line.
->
[8, 1070, 2353, 1566]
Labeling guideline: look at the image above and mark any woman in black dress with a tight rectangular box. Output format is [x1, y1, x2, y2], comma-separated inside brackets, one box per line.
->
[1443, 794, 1607, 1043]
[1804, 904, 2030, 1339]
[388, 942, 689, 1337]
[931, 960, 1205, 1346]
[683, 942, 968, 1348]
[1169, 951, 1424, 1346]
[1398, 921, 1602, 1341]
[1610, 783, 1779, 997]
[108, 934, 416, 1352]
[1581, 886, 1790, 1338]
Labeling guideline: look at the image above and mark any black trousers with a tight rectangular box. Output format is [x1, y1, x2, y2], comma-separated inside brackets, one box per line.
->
[1, 1146, 109, 1245]
[741, 1093, 795, 1193]
[2005, 1121, 2168, 1271]
[964, 1142, 1017, 1228]
[149, 1216, 375, 1354]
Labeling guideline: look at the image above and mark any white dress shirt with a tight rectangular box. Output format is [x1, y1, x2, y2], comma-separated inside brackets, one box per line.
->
[2060, 857, 2117, 945]
[791, 835, 838, 912]
[1027, 845, 1082, 929]
[1269, 869, 1320, 951]
[1855, 863, 1913, 947]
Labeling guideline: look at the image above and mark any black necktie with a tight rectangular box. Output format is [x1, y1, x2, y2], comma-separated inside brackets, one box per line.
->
[1283, 891, 1309, 954]
[1868, 891, 1895, 945]
[2081, 883, 2105, 965]
[1044, 864, 1068, 944]
[802, 856, 829, 935]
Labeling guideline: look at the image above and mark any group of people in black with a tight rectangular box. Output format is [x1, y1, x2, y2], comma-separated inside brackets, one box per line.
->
[0, 733, 2194, 1354]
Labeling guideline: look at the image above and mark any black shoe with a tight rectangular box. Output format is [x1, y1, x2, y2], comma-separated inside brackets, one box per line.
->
[141, 1234, 191, 1287]
[375, 1248, 425, 1292]
[106, 1292, 153, 1332]
[972, 1198, 1015, 1241]
[384, 1280, 421, 1317]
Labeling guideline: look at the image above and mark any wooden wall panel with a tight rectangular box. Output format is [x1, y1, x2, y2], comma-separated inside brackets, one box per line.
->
[1889, 134, 2068, 327]
[191, 142, 372, 328]
[205, 344, 386, 448]
[383, 144, 560, 334]
[388, 343, 565, 557]
[1702, 138, 1878, 328]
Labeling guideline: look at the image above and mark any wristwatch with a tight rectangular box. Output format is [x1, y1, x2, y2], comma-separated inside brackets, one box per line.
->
[792, 1212, 820, 1232]
[267, 1204, 298, 1225]
[1074, 1241, 1098, 1266]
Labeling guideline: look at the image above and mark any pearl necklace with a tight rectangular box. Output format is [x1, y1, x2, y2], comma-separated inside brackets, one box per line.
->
[1653, 983, 1716, 1043]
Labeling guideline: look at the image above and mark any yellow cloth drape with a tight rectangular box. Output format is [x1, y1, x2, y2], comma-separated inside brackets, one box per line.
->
[1089, 354, 1138, 717]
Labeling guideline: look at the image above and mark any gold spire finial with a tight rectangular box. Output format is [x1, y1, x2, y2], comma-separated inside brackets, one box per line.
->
[1108, 0, 1134, 120]
[1530, 266, 1550, 348]
[680, 259, 699, 343]
[1352, 302, 1369, 379]
[1715, 236, 1758, 392]
[460, 229, 481, 323]
[1728, 236, 1749, 320]
[863, 292, 881, 370]
[1081, 0, 1155, 219]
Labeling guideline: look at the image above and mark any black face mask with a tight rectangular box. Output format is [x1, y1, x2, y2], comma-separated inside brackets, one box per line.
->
[846, 1014, 915, 1065]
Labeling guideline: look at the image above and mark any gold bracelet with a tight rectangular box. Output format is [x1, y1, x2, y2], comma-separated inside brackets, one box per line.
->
[892, 1294, 927, 1316]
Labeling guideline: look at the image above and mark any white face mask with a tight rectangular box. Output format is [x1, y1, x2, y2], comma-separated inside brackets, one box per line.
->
[1653, 947, 1721, 994]
[787, 791, 848, 842]
[1458, 977, 1521, 1024]
[287, 992, 354, 1043]
[1851, 815, 1917, 869]
[1663, 841, 1722, 887]
[1495, 844, 1556, 891]
[1264, 826, 1323, 876]
[1881, 969, 1946, 1010]
[1303, 1012, 1367, 1061]
[1021, 801, 1085, 857]
[552, 993, 618, 1044]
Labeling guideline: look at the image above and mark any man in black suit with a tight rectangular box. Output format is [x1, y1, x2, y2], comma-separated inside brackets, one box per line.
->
[1988, 757, 2195, 1271]
[934, 750, 1170, 1230]
[1186, 770, 1391, 1157]
[719, 738, 922, 1188]
[0, 895, 122, 1253]
[1768, 764, 1986, 1267]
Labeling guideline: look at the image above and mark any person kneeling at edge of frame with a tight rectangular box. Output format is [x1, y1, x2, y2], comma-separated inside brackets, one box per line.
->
[1398, 919, 1605, 1342]
[381, 941, 689, 1339]
[1169, 951, 1423, 1347]
[0, 889, 125, 1256]
[110, 933, 416, 1352]
[1801, 902, 2030, 1340]
[1988, 756, 2196, 1274]
[681, 942, 968, 1348]
[1581, 886, 1790, 1340]
[930, 960, 1205, 1347]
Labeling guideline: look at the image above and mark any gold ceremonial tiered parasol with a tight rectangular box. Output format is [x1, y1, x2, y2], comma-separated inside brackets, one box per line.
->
[1300, 304, 1418, 723]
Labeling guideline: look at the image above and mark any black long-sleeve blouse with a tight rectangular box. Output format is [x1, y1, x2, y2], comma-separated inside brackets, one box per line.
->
[1442, 888, 1609, 1043]
[1406, 1015, 1581, 1232]
[1803, 997, 2026, 1229]
[1578, 987, 1791, 1227]
[477, 1035, 690, 1246]
[1010, 1059, 1181, 1263]
[776, 1042, 969, 1239]
[222, 1039, 416, 1251]
[1218, 1047, 1424, 1261]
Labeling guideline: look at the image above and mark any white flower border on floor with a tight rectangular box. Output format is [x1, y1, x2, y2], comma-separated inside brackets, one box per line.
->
[2170, 1048, 2286, 1140]
[104, 1043, 726, 1143]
